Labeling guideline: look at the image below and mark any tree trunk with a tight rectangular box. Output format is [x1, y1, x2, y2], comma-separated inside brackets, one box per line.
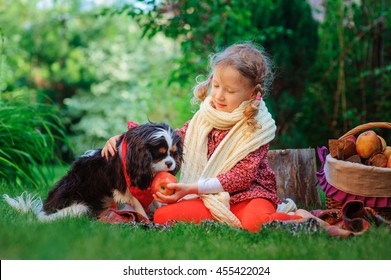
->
[267, 148, 321, 208]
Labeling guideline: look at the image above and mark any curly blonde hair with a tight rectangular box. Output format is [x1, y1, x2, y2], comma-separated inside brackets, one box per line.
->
[192, 42, 274, 132]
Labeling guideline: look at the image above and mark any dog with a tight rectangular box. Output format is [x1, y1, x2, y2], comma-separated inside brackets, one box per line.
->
[4, 122, 183, 222]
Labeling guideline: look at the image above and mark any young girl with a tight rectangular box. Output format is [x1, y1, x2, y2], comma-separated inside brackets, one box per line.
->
[102, 43, 302, 232]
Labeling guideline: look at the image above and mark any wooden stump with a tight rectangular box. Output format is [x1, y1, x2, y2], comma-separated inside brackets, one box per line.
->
[267, 148, 321, 208]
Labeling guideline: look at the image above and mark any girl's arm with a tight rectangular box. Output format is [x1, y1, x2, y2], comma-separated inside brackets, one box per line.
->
[153, 181, 198, 203]
[101, 121, 139, 158]
[101, 121, 190, 159]
[101, 134, 122, 158]
[217, 145, 269, 193]
[154, 145, 269, 203]
[153, 178, 224, 203]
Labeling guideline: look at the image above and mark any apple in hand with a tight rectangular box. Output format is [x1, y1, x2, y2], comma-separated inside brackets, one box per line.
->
[151, 172, 177, 196]
[356, 130, 382, 159]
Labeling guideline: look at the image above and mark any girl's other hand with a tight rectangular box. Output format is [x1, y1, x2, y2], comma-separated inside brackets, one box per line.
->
[101, 134, 121, 158]
[153, 182, 198, 204]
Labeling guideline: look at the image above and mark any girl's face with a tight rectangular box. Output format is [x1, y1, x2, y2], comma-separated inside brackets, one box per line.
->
[210, 65, 255, 113]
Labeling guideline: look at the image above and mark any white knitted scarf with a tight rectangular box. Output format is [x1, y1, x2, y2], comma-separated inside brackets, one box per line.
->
[180, 95, 276, 227]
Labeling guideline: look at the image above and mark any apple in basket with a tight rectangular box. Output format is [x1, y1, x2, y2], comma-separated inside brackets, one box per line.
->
[384, 146, 391, 159]
[378, 136, 387, 151]
[388, 156, 391, 168]
[151, 172, 177, 196]
[345, 135, 357, 144]
[356, 130, 382, 159]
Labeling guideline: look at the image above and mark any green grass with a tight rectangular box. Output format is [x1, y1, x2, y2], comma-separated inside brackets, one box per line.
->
[1, 166, 390, 260]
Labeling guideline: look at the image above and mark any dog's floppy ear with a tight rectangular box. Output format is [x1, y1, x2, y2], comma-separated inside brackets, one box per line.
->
[124, 132, 154, 190]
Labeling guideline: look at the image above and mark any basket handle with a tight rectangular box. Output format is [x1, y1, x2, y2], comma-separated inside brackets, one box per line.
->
[339, 122, 391, 140]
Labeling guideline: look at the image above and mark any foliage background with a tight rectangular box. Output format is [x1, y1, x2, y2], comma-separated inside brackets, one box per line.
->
[0, 0, 390, 262]
[0, 0, 390, 186]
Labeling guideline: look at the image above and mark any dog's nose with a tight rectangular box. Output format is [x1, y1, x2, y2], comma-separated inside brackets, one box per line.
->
[165, 160, 173, 168]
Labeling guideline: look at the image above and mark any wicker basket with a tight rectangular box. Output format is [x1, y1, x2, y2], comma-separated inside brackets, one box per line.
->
[321, 122, 391, 220]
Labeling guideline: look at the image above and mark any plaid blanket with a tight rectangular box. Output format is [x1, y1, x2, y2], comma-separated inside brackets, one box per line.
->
[98, 199, 390, 237]
[273, 200, 391, 238]
[98, 202, 150, 224]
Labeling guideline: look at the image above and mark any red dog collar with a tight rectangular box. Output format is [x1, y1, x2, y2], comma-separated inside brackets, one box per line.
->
[121, 122, 154, 210]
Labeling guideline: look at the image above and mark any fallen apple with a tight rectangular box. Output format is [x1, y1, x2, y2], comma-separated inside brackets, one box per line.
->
[151, 172, 177, 196]
[356, 130, 382, 159]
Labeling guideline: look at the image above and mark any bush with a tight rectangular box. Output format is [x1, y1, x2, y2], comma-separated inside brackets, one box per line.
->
[0, 91, 68, 188]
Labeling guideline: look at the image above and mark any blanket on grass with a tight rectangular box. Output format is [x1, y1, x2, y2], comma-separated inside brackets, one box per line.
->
[98, 202, 150, 224]
[97, 199, 390, 237]
[293, 200, 390, 238]
[6, 191, 388, 236]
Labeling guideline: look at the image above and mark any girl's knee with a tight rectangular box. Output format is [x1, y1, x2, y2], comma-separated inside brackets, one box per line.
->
[240, 214, 271, 232]
[231, 198, 275, 232]
[153, 206, 172, 224]
[153, 199, 214, 225]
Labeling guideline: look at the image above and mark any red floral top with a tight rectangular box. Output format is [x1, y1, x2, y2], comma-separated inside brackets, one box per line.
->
[177, 121, 281, 206]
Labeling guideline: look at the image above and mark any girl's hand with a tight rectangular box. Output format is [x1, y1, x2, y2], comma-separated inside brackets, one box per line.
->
[153, 182, 198, 204]
[101, 134, 121, 158]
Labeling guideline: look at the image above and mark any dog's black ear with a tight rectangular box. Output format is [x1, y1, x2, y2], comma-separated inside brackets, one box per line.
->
[124, 133, 154, 190]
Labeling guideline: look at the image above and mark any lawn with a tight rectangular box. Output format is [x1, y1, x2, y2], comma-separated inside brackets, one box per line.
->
[1, 166, 390, 260]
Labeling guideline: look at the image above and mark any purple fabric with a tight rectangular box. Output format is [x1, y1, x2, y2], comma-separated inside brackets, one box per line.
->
[316, 146, 391, 208]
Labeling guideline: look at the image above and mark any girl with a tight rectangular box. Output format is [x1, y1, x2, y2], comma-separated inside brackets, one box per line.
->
[102, 43, 302, 232]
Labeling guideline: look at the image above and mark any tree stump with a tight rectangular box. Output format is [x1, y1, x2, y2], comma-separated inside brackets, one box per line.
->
[267, 148, 321, 208]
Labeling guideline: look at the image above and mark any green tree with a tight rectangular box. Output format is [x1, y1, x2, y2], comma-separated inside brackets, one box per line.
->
[0, 0, 95, 102]
[298, 0, 391, 147]
[118, 0, 390, 148]
[0, 2, 69, 187]
[1, 0, 191, 156]
[118, 0, 319, 148]
[65, 18, 189, 154]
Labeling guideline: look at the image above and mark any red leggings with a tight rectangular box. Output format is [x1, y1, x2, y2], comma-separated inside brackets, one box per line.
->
[154, 198, 302, 232]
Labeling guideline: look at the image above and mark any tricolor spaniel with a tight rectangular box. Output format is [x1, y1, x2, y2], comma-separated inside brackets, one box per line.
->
[8, 122, 183, 221]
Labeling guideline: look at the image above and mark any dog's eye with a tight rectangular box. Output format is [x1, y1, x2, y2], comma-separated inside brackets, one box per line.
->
[170, 146, 177, 153]
[159, 147, 167, 155]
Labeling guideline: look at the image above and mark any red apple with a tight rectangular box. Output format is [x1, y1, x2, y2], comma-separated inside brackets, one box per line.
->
[387, 156, 391, 168]
[151, 172, 177, 196]
[356, 130, 382, 159]
[345, 135, 357, 144]
[377, 136, 387, 151]
[384, 146, 391, 159]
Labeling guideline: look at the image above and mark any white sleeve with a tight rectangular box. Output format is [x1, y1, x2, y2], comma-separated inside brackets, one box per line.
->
[198, 178, 224, 194]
